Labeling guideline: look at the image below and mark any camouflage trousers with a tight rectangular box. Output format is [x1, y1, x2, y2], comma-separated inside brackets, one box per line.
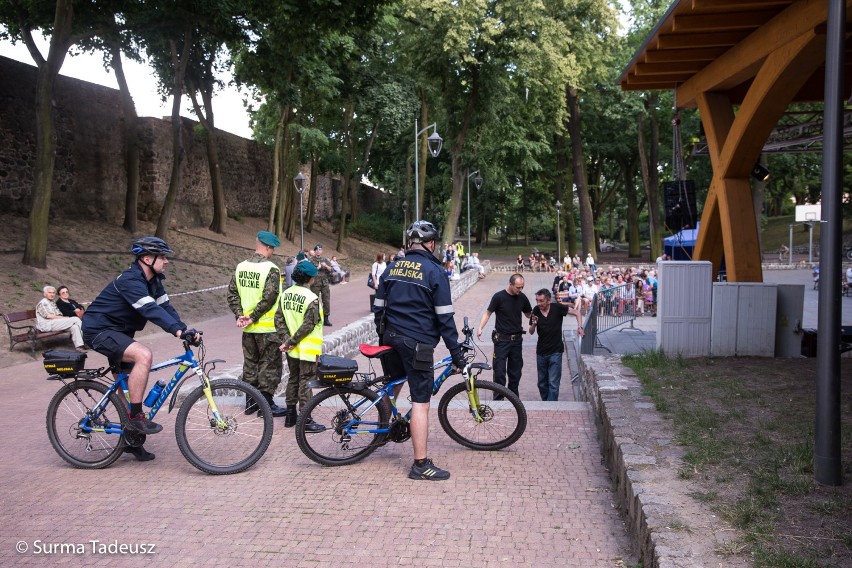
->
[310, 281, 330, 317]
[285, 355, 315, 409]
[240, 332, 283, 396]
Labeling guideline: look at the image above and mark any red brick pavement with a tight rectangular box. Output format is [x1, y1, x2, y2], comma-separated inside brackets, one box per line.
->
[0, 270, 636, 566]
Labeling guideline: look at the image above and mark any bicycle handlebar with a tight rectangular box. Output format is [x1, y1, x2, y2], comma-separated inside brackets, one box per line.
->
[181, 329, 203, 348]
[460, 316, 475, 352]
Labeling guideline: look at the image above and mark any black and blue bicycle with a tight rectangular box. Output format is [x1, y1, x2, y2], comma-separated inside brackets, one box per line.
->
[294, 318, 527, 466]
[44, 332, 273, 475]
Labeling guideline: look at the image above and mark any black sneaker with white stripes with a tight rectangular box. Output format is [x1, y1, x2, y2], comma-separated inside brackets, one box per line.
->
[408, 458, 450, 481]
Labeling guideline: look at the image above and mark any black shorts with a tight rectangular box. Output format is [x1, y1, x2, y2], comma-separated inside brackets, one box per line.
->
[383, 330, 434, 404]
[84, 329, 136, 370]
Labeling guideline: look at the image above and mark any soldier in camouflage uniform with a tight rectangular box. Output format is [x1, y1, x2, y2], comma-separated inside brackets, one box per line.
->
[309, 243, 333, 326]
[227, 231, 286, 417]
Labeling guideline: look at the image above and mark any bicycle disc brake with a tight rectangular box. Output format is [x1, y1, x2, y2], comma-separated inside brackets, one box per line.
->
[388, 418, 410, 443]
[472, 404, 495, 422]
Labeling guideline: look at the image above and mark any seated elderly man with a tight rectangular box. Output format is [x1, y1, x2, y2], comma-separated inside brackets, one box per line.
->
[36, 285, 87, 352]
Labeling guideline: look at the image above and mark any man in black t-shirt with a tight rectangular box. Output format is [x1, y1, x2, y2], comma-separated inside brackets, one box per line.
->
[477, 274, 532, 396]
[528, 289, 584, 401]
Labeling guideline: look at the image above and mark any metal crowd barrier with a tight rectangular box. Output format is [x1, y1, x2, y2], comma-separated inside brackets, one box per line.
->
[578, 283, 641, 355]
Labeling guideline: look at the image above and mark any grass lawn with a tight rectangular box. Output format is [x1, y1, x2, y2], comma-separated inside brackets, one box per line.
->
[623, 351, 851, 568]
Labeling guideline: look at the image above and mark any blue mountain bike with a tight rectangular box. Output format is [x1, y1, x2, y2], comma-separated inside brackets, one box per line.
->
[45, 333, 273, 475]
[294, 318, 527, 466]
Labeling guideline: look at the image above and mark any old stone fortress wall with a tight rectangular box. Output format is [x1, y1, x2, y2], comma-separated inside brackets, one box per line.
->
[0, 56, 383, 226]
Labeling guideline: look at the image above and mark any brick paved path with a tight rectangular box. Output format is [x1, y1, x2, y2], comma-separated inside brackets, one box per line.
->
[0, 270, 636, 567]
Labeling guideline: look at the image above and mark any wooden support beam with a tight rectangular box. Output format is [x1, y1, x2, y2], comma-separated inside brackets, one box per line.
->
[692, 30, 827, 282]
[643, 47, 729, 63]
[673, 11, 779, 32]
[634, 61, 706, 75]
[720, 31, 827, 177]
[657, 30, 748, 49]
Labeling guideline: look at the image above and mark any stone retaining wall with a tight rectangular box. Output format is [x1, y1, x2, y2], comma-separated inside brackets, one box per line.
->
[577, 355, 747, 568]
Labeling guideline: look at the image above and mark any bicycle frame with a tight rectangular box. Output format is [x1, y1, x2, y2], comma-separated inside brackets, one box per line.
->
[78, 345, 227, 436]
[334, 357, 486, 437]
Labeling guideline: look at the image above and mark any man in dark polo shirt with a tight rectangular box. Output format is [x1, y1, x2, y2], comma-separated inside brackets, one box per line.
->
[476, 273, 532, 397]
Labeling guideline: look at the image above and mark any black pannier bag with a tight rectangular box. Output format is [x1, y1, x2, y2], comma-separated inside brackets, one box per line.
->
[43, 349, 87, 376]
[316, 354, 357, 385]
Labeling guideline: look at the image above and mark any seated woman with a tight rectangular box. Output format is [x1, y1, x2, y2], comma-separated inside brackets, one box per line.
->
[329, 255, 349, 284]
[56, 285, 86, 318]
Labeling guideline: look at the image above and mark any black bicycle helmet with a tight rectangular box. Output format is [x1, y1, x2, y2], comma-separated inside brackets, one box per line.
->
[406, 220, 439, 244]
[130, 236, 174, 257]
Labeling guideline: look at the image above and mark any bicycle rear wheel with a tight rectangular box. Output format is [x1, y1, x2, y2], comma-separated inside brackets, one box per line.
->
[175, 379, 273, 475]
[438, 380, 527, 450]
[46, 379, 128, 469]
[295, 386, 390, 466]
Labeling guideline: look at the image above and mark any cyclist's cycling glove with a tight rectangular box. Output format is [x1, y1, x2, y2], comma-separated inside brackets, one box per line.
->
[181, 328, 202, 346]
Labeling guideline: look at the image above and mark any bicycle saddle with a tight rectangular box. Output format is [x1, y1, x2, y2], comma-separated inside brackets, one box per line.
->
[359, 344, 393, 358]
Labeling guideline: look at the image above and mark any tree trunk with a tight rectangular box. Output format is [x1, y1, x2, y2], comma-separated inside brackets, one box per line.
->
[348, 118, 380, 226]
[22, 0, 74, 268]
[621, 157, 641, 258]
[441, 68, 479, 244]
[556, 128, 578, 255]
[155, 31, 193, 239]
[111, 42, 140, 233]
[637, 94, 663, 260]
[566, 85, 594, 256]
[336, 101, 355, 252]
[268, 105, 286, 232]
[416, 90, 429, 219]
[275, 117, 292, 236]
[280, 133, 297, 240]
[188, 80, 226, 234]
[305, 155, 317, 234]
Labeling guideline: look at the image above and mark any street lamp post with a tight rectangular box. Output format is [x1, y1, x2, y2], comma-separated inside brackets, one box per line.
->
[555, 200, 563, 264]
[294, 172, 306, 252]
[466, 169, 483, 255]
[414, 118, 443, 219]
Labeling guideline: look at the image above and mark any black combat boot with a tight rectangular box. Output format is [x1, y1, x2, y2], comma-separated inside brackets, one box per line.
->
[323, 317, 332, 327]
[284, 405, 298, 427]
[303, 415, 327, 433]
[262, 392, 287, 417]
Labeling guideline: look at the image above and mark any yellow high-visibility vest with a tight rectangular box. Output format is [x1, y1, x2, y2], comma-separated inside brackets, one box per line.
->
[280, 285, 323, 361]
[235, 259, 280, 333]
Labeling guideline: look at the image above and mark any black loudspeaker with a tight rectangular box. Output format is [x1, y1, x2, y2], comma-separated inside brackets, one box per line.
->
[662, 180, 697, 231]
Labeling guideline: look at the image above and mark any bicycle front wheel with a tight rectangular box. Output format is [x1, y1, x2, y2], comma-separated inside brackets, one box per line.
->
[438, 380, 527, 450]
[175, 379, 273, 475]
[46, 379, 128, 469]
[295, 387, 390, 466]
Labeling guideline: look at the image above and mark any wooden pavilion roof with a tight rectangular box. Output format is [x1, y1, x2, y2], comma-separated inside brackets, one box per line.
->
[618, 0, 852, 107]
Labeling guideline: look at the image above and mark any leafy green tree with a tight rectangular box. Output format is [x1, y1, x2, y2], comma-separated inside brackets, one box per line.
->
[397, 0, 577, 245]
[234, 0, 389, 244]
[0, 0, 121, 267]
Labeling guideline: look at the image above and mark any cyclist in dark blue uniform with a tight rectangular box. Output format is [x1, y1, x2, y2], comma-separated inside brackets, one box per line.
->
[373, 221, 465, 480]
[83, 237, 197, 443]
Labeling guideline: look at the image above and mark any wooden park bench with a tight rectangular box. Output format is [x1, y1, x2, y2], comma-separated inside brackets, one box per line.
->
[3, 309, 72, 357]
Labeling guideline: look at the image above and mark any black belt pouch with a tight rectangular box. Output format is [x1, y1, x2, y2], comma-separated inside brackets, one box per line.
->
[413, 342, 434, 372]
